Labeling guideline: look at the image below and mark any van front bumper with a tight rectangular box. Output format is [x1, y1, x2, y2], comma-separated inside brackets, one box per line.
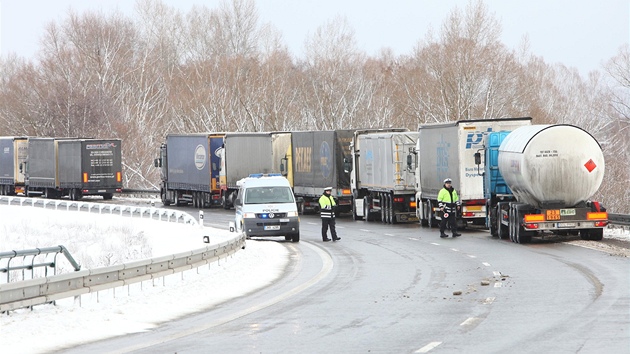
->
[243, 217, 300, 237]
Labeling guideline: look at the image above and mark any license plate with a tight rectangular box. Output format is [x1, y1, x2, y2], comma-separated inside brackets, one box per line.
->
[280, 218, 289, 222]
[557, 222, 576, 228]
[264, 225, 280, 231]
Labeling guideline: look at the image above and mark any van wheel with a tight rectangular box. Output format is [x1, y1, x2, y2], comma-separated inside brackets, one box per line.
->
[291, 232, 300, 242]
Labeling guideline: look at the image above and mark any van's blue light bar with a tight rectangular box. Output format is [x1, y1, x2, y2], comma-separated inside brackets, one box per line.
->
[248, 173, 282, 178]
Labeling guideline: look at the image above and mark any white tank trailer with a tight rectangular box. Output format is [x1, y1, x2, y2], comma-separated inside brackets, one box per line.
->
[478, 124, 609, 243]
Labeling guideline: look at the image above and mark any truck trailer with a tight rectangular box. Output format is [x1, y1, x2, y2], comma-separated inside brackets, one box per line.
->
[415, 118, 532, 228]
[217, 132, 275, 209]
[475, 124, 608, 243]
[350, 129, 418, 223]
[285, 130, 354, 215]
[53, 139, 123, 200]
[155, 133, 225, 208]
[0, 136, 28, 196]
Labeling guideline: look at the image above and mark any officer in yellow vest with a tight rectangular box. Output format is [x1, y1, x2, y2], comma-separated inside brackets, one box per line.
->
[319, 187, 341, 242]
[438, 178, 461, 238]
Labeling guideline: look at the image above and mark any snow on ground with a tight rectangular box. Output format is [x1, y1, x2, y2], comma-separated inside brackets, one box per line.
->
[0, 202, 628, 353]
[0, 204, 289, 354]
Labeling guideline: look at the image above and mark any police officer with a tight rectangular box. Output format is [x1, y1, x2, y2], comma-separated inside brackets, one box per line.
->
[438, 178, 461, 238]
[319, 187, 341, 242]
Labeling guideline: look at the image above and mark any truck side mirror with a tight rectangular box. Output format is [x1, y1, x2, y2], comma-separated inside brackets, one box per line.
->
[154, 158, 161, 168]
[474, 152, 481, 165]
[343, 157, 352, 174]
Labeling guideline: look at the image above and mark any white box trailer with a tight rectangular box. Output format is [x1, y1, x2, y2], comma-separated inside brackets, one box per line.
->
[415, 118, 532, 228]
[350, 129, 418, 223]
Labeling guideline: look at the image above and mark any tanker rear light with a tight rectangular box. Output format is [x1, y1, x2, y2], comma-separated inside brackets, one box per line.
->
[587, 212, 608, 220]
[409, 201, 417, 208]
[116, 188, 122, 192]
[116, 172, 122, 182]
[393, 197, 405, 203]
[466, 199, 486, 206]
[524, 223, 539, 230]
[341, 189, 351, 195]
[524, 214, 545, 223]
[462, 212, 474, 217]
[594, 221, 608, 227]
[83, 173, 88, 183]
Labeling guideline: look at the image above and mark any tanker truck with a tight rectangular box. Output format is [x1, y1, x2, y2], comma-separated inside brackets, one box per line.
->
[474, 124, 608, 243]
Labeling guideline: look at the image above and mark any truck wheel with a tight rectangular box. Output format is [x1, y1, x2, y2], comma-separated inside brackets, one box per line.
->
[364, 198, 373, 222]
[352, 200, 361, 220]
[222, 193, 230, 210]
[102, 193, 113, 200]
[378, 193, 387, 224]
[161, 190, 171, 206]
[389, 195, 396, 224]
[291, 232, 300, 242]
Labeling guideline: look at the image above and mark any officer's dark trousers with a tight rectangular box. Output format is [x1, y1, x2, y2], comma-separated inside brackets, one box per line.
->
[321, 217, 338, 240]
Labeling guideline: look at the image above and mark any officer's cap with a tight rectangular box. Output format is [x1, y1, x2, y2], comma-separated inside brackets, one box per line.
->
[444, 178, 452, 183]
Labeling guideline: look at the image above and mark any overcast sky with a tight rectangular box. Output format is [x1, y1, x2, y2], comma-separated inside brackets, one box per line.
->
[0, 0, 629, 75]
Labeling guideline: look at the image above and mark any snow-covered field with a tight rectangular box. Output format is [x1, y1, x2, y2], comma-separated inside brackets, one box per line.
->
[0, 205, 289, 353]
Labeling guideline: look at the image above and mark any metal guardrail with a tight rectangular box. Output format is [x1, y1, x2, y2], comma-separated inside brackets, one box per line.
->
[0, 236, 245, 313]
[609, 213, 630, 227]
[0, 196, 246, 313]
[0, 246, 81, 283]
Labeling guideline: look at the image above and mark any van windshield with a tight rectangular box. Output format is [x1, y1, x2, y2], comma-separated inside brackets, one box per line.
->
[244, 186, 295, 204]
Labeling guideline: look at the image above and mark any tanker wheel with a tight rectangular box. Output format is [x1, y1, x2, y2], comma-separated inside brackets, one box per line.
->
[222, 193, 230, 210]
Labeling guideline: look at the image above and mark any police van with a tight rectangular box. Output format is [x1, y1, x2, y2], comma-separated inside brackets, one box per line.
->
[233, 173, 300, 242]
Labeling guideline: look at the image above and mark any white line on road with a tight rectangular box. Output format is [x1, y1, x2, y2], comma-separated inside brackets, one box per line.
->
[385, 233, 394, 236]
[482, 262, 491, 267]
[359, 229, 371, 232]
[493, 271, 501, 277]
[415, 342, 442, 353]
[467, 255, 477, 258]
[494, 282, 503, 288]
[408, 237, 420, 241]
[450, 248, 459, 252]
[430, 242, 440, 246]
[484, 297, 496, 304]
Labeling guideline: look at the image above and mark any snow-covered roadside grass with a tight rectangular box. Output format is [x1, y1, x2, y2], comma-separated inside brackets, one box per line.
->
[0, 204, 289, 354]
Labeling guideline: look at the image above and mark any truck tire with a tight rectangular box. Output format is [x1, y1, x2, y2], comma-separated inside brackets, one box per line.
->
[388, 194, 396, 224]
[364, 198, 374, 222]
[161, 190, 171, 206]
[380, 194, 387, 224]
[291, 232, 300, 242]
[222, 193, 230, 210]
[102, 193, 113, 200]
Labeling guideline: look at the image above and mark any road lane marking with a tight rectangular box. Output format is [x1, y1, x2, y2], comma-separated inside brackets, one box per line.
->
[430, 242, 440, 246]
[467, 255, 477, 258]
[484, 297, 496, 304]
[494, 282, 502, 288]
[493, 271, 501, 277]
[359, 229, 371, 232]
[385, 233, 394, 236]
[408, 237, 420, 241]
[482, 262, 491, 267]
[415, 342, 442, 353]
